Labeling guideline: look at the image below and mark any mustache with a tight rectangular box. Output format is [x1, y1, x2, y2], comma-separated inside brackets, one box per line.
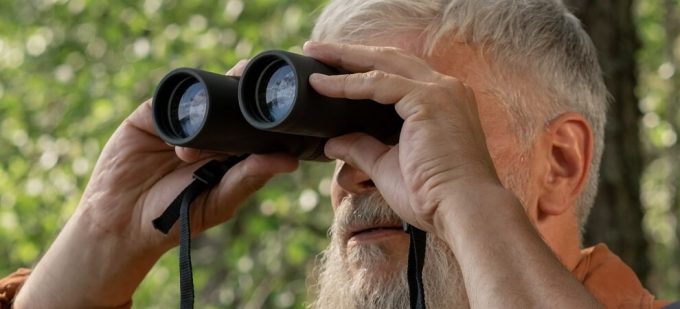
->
[331, 191, 403, 238]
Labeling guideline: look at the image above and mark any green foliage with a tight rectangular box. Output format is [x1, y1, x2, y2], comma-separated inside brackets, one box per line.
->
[636, 0, 680, 300]
[0, 0, 331, 307]
[2, 0, 679, 306]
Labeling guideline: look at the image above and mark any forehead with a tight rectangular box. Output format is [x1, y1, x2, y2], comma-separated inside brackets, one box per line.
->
[425, 42, 523, 169]
[366, 36, 516, 131]
[333, 34, 524, 171]
[351, 34, 500, 101]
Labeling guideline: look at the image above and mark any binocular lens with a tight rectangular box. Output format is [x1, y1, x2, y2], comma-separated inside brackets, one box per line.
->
[172, 80, 208, 138]
[256, 61, 296, 123]
[153, 50, 401, 160]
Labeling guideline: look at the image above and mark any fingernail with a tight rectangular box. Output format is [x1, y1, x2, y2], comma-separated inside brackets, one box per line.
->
[303, 40, 321, 52]
[225, 59, 250, 75]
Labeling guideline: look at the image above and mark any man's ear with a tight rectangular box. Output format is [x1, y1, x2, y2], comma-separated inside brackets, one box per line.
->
[537, 112, 593, 218]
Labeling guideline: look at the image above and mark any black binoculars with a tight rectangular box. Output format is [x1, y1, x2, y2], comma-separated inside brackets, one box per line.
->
[152, 50, 403, 161]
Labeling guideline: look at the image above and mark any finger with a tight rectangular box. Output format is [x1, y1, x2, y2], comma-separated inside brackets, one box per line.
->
[199, 153, 299, 227]
[175, 147, 201, 162]
[175, 146, 239, 164]
[325, 133, 413, 222]
[309, 71, 421, 104]
[174, 147, 224, 162]
[226, 59, 249, 76]
[125, 99, 160, 138]
[303, 41, 436, 81]
[324, 132, 391, 180]
[174, 147, 227, 163]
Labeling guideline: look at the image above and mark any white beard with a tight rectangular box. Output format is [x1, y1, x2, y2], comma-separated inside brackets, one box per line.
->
[309, 192, 470, 309]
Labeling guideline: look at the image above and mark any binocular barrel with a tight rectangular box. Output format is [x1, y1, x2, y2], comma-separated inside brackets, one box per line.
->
[152, 50, 402, 161]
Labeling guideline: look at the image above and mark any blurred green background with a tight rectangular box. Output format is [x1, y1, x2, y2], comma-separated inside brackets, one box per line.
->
[0, 0, 678, 307]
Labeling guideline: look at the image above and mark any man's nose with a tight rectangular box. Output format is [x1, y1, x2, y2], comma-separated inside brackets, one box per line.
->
[335, 162, 376, 194]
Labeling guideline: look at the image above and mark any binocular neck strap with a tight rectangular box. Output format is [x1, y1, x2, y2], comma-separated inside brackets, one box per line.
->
[152, 155, 248, 309]
[406, 224, 428, 309]
[151, 155, 428, 309]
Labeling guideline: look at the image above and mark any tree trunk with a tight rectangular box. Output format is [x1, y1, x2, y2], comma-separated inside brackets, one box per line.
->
[564, 0, 649, 280]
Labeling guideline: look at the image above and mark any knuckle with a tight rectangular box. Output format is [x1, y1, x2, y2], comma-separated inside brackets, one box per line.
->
[242, 174, 268, 194]
[425, 82, 449, 98]
[433, 76, 474, 102]
[337, 50, 352, 69]
[364, 70, 388, 80]
[238, 161, 270, 193]
[341, 74, 356, 97]
[376, 46, 403, 57]
[437, 75, 464, 91]
[418, 83, 451, 112]
[362, 71, 391, 100]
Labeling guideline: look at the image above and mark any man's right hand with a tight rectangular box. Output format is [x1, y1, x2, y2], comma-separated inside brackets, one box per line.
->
[13, 62, 299, 308]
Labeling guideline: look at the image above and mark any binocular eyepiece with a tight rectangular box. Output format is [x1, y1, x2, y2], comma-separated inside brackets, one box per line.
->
[152, 50, 403, 161]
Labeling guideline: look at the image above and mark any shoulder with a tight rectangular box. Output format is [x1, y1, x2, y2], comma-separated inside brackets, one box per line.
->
[573, 244, 669, 309]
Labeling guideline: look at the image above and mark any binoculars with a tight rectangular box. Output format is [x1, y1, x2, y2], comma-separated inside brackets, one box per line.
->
[152, 50, 403, 161]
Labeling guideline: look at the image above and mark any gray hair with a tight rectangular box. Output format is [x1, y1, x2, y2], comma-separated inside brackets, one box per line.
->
[311, 0, 608, 231]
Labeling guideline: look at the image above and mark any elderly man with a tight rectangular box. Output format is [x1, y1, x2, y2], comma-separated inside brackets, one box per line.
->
[2, 0, 668, 308]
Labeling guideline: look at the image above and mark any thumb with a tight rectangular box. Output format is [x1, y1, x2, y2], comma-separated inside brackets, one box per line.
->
[324, 132, 391, 178]
[325, 133, 424, 229]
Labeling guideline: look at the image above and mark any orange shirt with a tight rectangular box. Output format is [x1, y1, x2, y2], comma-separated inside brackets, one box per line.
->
[0, 268, 29, 309]
[573, 244, 669, 309]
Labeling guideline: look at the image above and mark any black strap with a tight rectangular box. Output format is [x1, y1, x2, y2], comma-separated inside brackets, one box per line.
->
[152, 158, 241, 233]
[153, 155, 248, 309]
[179, 185, 199, 308]
[153, 155, 428, 309]
[405, 222, 427, 309]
